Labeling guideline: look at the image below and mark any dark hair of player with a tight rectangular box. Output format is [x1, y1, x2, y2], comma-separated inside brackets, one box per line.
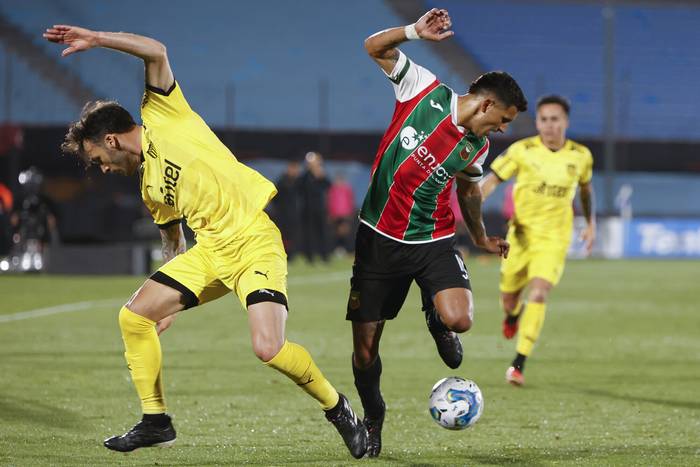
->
[469, 71, 528, 112]
[536, 94, 570, 115]
[62, 100, 136, 163]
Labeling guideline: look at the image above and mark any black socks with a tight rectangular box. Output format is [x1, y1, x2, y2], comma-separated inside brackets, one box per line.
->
[352, 354, 385, 419]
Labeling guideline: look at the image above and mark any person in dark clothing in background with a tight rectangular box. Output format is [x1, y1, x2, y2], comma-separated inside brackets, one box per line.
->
[300, 151, 331, 263]
[273, 161, 303, 260]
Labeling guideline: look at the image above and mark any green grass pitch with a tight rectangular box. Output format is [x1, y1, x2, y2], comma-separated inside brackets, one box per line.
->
[1, 258, 698, 465]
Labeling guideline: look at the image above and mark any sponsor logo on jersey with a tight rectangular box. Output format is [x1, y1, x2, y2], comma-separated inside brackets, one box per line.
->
[160, 159, 181, 207]
[400, 126, 426, 150]
[429, 99, 444, 112]
[412, 144, 450, 185]
[533, 182, 569, 198]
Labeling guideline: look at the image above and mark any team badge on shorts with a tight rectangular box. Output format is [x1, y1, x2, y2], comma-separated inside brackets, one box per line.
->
[348, 290, 361, 311]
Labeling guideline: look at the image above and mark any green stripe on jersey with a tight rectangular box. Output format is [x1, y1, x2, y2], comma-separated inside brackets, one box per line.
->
[361, 85, 452, 225]
[389, 58, 411, 84]
[404, 144, 465, 238]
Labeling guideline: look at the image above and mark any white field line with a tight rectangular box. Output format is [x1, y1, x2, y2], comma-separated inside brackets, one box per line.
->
[0, 270, 351, 324]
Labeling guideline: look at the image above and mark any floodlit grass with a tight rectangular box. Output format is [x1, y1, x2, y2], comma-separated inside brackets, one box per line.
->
[1, 257, 698, 465]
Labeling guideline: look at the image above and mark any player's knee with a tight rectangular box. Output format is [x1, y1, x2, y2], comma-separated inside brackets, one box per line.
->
[353, 348, 377, 369]
[253, 336, 284, 362]
[449, 315, 472, 333]
[528, 288, 549, 303]
[440, 308, 472, 333]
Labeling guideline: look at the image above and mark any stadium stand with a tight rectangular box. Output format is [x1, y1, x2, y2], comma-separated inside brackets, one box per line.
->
[430, 0, 700, 139]
[0, 0, 463, 130]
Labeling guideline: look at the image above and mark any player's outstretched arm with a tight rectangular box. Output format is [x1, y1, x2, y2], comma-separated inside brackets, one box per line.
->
[479, 173, 503, 201]
[579, 182, 596, 254]
[457, 177, 509, 258]
[43, 25, 174, 91]
[364, 8, 454, 74]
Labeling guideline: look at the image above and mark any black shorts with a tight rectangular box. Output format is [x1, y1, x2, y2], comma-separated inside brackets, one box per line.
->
[346, 223, 471, 322]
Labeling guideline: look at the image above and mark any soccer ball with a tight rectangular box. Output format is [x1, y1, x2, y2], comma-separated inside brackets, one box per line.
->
[428, 376, 484, 430]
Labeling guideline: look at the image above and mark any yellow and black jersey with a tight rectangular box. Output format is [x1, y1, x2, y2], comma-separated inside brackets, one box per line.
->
[139, 81, 277, 250]
[490, 136, 593, 243]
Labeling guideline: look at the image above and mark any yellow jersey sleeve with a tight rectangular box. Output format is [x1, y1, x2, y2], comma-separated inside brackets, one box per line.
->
[140, 81, 193, 127]
[490, 143, 520, 181]
[151, 205, 182, 229]
[579, 147, 594, 184]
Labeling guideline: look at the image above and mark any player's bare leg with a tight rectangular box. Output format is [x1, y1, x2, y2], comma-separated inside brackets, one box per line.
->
[425, 288, 473, 369]
[352, 320, 386, 457]
[507, 278, 552, 386]
[250, 300, 367, 458]
[501, 289, 525, 339]
[104, 279, 185, 452]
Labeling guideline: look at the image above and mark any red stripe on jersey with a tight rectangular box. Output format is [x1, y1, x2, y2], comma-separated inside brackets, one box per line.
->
[370, 80, 441, 178]
[468, 138, 490, 167]
[432, 179, 456, 239]
[376, 115, 461, 237]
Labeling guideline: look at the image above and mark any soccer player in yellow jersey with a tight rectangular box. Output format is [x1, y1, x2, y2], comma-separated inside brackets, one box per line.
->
[43, 25, 368, 458]
[480, 95, 596, 386]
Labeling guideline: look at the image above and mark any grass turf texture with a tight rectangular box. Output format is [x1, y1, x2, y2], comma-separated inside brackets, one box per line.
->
[0, 258, 698, 466]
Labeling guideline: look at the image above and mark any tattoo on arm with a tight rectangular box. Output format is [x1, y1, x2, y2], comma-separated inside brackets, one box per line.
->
[580, 184, 595, 224]
[160, 223, 185, 263]
[386, 48, 399, 65]
[458, 181, 487, 243]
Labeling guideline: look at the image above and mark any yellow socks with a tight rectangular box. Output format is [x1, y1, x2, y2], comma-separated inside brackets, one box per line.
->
[516, 302, 546, 357]
[118, 306, 166, 414]
[265, 340, 339, 410]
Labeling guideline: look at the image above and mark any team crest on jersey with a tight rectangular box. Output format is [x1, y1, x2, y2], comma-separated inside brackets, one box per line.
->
[459, 142, 474, 160]
[400, 126, 426, 150]
[146, 141, 158, 159]
[567, 163, 577, 176]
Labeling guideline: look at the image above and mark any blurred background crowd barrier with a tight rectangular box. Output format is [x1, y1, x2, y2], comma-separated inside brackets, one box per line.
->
[1, 0, 698, 274]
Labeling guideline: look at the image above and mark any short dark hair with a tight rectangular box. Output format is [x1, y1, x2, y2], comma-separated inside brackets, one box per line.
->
[61, 100, 136, 162]
[469, 71, 527, 112]
[536, 94, 570, 115]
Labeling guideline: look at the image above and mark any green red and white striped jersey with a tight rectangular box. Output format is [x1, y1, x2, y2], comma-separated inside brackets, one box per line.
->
[360, 51, 490, 243]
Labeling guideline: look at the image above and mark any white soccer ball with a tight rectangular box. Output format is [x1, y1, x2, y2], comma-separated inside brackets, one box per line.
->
[428, 376, 484, 430]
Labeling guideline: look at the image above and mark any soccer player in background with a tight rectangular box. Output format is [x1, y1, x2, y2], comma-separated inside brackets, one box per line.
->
[43, 25, 368, 458]
[480, 95, 596, 386]
[347, 9, 527, 457]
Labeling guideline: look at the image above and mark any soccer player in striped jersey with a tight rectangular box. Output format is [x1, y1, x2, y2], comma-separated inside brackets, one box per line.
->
[346, 8, 527, 457]
[480, 95, 596, 386]
[44, 25, 367, 458]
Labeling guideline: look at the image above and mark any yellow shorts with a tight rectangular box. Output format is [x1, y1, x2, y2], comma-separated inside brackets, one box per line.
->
[154, 211, 288, 309]
[499, 226, 568, 293]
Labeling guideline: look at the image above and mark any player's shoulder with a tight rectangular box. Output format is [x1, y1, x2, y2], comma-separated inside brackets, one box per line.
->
[507, 136, 540, 154]
[566, 139, 593, 158]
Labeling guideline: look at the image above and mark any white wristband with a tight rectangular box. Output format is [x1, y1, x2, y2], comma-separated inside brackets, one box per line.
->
[404, 23, 420, 40]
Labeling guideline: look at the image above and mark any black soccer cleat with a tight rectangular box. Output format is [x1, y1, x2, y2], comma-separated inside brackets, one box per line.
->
[425, 307, 463, 369]
[363, 402, 385, 458]
[325, 393, 368, 459]
[103, 415, 176, 452]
